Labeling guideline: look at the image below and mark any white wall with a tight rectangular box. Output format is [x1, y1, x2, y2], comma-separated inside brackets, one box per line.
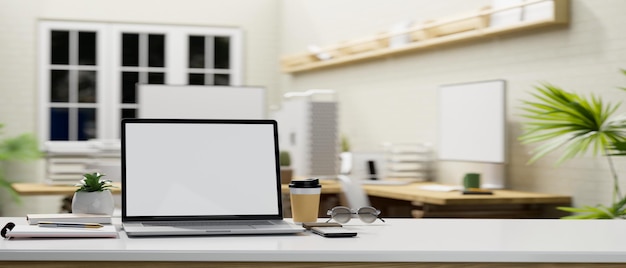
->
[1, 0, 625, 215]
[279, 0, 626, 208]
[0, 0, 280, 215]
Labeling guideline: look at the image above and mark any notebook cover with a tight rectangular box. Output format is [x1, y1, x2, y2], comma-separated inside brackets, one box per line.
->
[4, 224, 118, 238]
[26, 213, 112, 225]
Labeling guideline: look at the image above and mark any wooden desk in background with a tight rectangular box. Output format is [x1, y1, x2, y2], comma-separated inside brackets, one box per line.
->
[11, 182, 122, 196]
[11, 182, 123, 213]
[12, 181, 341, 196]
[12, 181, 571, 219]
[279, 179, 342, 194]
[11, 181, 341, 216]
[363, 182, 572, 219]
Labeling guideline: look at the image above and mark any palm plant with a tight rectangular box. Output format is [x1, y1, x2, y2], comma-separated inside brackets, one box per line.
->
[0, 124, 41, 202]
[519, 70, 626, 219]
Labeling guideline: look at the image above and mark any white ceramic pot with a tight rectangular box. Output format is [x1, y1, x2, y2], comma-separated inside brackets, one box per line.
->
[72, 191, 115, 215]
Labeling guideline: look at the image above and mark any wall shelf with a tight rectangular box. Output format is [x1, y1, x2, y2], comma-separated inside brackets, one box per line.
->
[280, 0, 569, 74]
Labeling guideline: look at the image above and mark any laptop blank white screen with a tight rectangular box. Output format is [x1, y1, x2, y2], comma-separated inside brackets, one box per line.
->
[123, 120, 280, 217]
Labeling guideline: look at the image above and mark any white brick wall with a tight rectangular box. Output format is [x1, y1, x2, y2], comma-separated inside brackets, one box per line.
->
[280, 0, 626, 208]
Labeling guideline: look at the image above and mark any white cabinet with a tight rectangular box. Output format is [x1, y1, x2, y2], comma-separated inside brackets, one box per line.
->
[272, 93, 339, 178]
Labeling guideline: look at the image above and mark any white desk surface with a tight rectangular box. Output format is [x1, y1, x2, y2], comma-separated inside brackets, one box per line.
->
[1, 217, 626, 263]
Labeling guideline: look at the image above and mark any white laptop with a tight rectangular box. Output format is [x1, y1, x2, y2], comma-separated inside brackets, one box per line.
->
[121, 118, 304, 237]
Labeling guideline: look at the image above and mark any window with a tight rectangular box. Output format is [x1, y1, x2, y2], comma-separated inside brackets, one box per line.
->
[38, 21, 242, 149]
[119, 32, 167, 119]
[188, 35, 231, 85]
[45, 26, 104, 142]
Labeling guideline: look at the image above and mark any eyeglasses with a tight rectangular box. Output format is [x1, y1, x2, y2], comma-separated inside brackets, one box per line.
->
[326, 206, 385, 224]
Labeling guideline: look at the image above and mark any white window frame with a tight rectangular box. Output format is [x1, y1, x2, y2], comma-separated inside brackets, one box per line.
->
[38, 21, 243, 151]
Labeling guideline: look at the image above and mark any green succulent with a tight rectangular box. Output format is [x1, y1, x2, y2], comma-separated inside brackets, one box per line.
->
[75, 172, 115, 192]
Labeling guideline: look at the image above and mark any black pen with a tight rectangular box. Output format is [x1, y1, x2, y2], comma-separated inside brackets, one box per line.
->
[38, 221, 104, 228]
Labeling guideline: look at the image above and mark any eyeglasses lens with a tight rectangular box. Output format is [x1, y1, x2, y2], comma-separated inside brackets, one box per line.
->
[331, 206, 352, 224]
[357, 207, 379, 223]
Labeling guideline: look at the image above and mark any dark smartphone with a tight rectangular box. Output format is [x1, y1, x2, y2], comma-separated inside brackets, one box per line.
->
[310, 227, 357, 238]
[302, 222, 342, 230]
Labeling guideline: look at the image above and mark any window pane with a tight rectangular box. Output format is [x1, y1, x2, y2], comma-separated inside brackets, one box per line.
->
[50, 107, 69, 140]
[122, 72, 139, 103]
[189, 36, 205, 68]
[148, 72, 165, 84]
[50, 70, 69, 102]
[148, 34, 165, 67]
[51, 31, 69, 65]
[78, 108, 97, 140]
[214, 74, 230, 85]
[188, 73, 204, 85]
[214, 36, 230, 69]
[122, 108, 136, 120]
[78, 31, 97, 65]
[122, 33, 139, 67]
[78, 70, 97, 103]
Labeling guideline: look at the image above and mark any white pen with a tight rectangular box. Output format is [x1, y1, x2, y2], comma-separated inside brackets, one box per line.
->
[38, 221, 104, 229]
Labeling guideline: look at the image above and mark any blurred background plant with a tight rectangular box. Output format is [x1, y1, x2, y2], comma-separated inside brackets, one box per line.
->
[0, 123, 41, 202]
[279, 150, 291, 167]
[519, 69, 626, 219]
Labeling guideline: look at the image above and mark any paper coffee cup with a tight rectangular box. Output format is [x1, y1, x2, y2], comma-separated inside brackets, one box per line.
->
[289, 178, 322, 223]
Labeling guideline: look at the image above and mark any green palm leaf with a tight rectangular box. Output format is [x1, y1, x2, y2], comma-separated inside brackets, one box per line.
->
[519, 84, 626, 164]
[558, 205, 616, 219]
[519, 77, 626, 219]
[609, 141, 626, 156]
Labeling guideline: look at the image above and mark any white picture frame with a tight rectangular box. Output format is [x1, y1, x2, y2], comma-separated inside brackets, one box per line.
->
[438, 80, 506, 164]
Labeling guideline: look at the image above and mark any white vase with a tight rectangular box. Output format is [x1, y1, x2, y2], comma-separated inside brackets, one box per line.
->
[72, 191, 115, 215]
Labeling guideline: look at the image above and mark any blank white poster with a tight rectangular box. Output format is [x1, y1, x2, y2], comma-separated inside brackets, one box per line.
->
[138, 84, 265, 119]
[438, 80, 506, 163]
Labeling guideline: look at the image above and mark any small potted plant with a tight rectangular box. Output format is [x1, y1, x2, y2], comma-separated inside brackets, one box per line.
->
[72, 172, 115, 215]
[279, 151, 294, 184]
[339, 135, 352, 174]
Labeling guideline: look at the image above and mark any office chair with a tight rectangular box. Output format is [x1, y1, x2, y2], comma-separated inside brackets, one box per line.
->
[336, 175, 371, 209]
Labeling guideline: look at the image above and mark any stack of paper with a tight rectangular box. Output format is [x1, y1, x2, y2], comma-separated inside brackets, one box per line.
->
[26, 213, 111, 225]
